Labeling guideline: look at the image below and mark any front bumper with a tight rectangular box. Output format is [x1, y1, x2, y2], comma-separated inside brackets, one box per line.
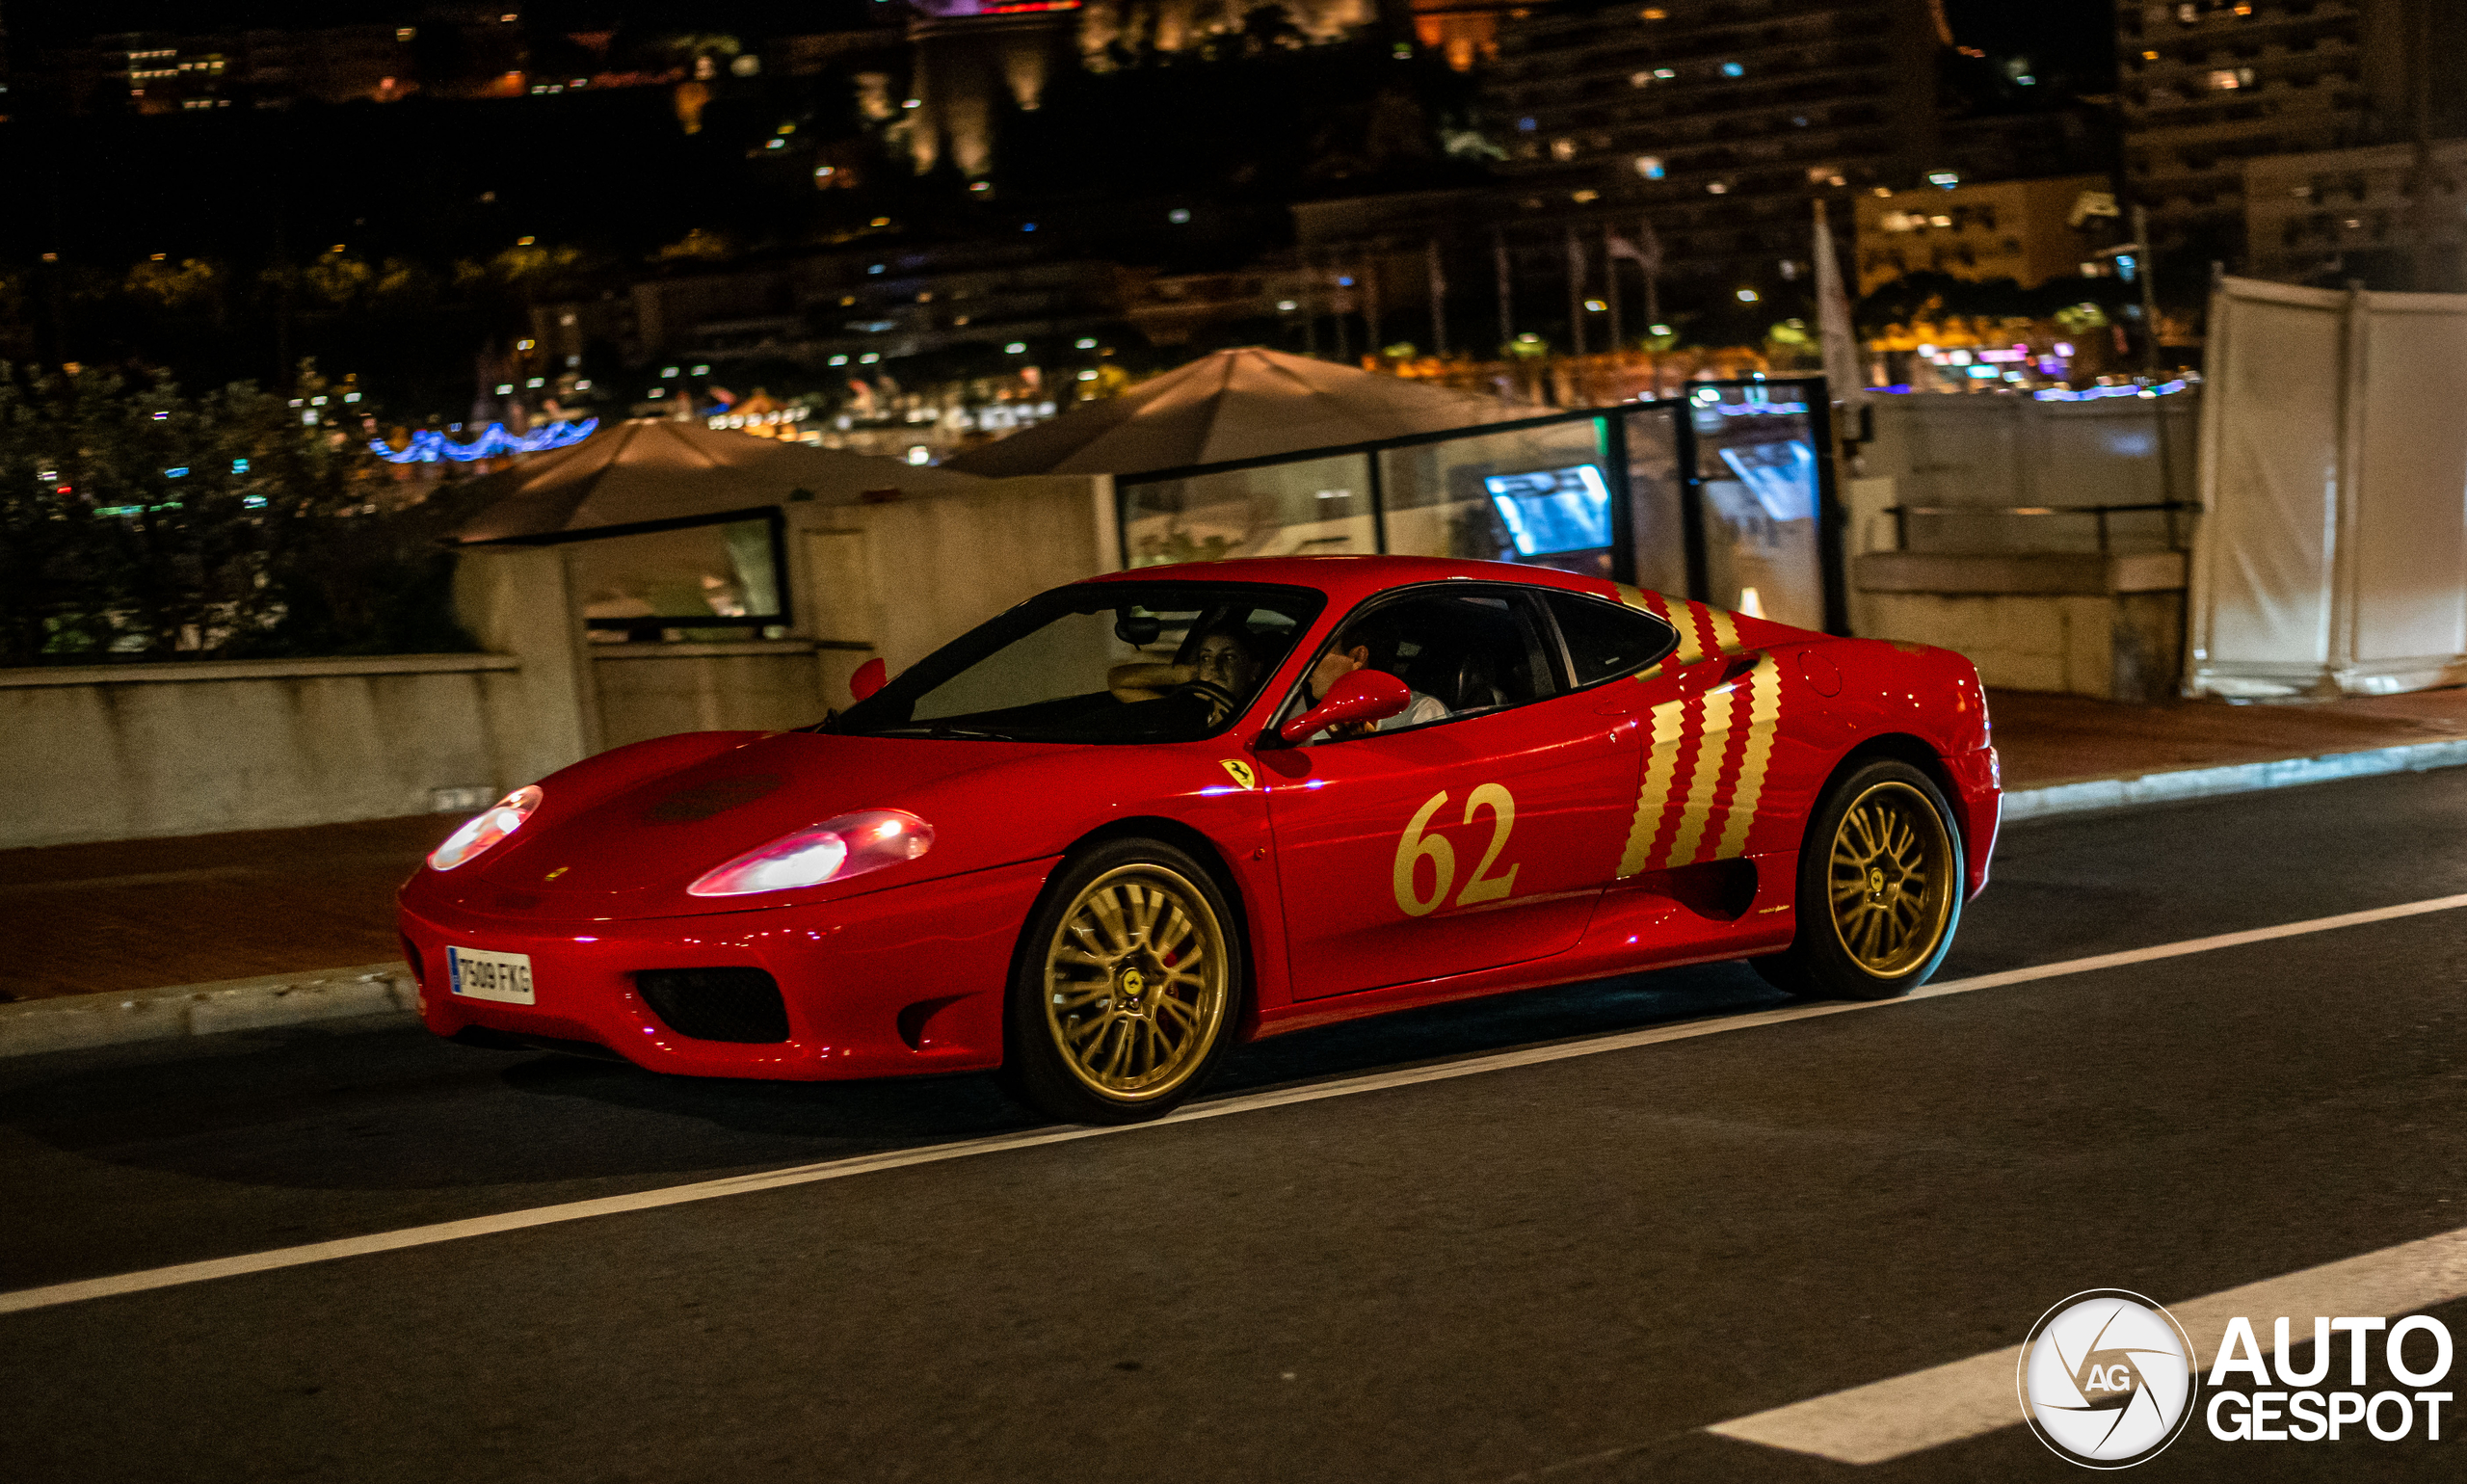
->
[398, 857, 1055, 1080]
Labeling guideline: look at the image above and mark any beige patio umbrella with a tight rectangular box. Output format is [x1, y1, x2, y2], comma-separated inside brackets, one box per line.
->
[942, 347, 1517, 478]
[450, 418, 981, 543]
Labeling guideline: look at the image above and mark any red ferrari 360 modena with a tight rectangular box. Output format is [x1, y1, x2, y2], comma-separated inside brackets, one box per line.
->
[399, 556, 1999, 1123]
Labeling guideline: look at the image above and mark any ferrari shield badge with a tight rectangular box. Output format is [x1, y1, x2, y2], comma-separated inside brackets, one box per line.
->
[1218, 758, 1257, 790]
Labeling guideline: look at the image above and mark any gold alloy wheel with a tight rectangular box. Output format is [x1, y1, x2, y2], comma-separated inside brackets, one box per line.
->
[1041, 863, 1232, 1102]
[1825, 780, 1956, 978]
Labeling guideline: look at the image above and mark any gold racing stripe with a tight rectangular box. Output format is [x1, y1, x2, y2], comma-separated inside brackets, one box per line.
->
[1692, 673, 1756, 861]
[1614, 587, 1741, 667]
[1619, 695, 1692, 878]
[1705, 605, 1741, 657]
[1662, 683, 1736, 868]
[1608, 586, 1769, 873]
[1674, 599, 1716, 665]
[1617, 586, 1701, 666]
[1713, 655, 1785, 860]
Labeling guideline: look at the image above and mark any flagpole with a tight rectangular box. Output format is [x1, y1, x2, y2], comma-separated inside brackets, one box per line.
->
[1365, 255, 1382, 362]
[1301, 249, 1319, 358]
[1493, 227, 1512, 352]
[1333, 259, 1350, 363]
[1812, 195, 1867, 634]
[1602, 224, 1624, 361]
[1640, 218, 1660, 330]
[1811, 196, 1865, 412]
[1564, 225, 1586, 360]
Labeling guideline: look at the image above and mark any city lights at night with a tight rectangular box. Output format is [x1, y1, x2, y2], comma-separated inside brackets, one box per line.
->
[5, 3, 2467, 1482]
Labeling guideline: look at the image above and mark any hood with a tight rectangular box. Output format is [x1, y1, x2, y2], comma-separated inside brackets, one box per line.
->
[471, 729, 1072, 906]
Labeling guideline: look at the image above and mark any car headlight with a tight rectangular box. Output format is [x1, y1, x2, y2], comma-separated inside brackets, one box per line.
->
[687, 809, 935, 897]
[427, 785, 544, 871]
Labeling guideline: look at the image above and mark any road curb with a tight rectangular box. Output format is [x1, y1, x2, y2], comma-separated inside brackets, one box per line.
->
[0, 962, 416, 1059]
[8, 736, 2465, 1059]
[2001, 736, 2467, 821]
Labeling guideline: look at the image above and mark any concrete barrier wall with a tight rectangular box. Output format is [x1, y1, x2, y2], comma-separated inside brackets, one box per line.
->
[1861, 392, 2199, 554]
[792, 475, 1115, 705]
[0, 476, 1119, 848]
[593, 641, 828, 748]
[0, 639, 835, 848]
[1852, 551, 2188, 702]
[0, 654, 527, 849]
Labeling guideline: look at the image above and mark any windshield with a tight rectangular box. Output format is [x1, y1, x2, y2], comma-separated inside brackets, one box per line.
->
[825, 582, 1325, 744]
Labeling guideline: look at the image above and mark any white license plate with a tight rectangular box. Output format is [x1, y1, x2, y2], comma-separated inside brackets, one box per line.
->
[446, 945, 535, 1005]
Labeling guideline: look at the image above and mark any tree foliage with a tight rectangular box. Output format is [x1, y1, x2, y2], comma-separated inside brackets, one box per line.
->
[1853, 270, 2135, 337]
[0, 364, 477, 666]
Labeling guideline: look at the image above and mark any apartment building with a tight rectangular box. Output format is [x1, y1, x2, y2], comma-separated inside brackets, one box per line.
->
[1479, 0, 1945, 281]
[1853, 174, 2117, 295]
[624, 240, 1131, 371]
[2243, 138, 2467, 289]
[2117, 0, 2460, 263]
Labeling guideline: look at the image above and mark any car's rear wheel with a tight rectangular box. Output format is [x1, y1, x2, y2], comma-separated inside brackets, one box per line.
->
[1754, 758, 1964, 1001]
[1000, 838, 1242, 1125]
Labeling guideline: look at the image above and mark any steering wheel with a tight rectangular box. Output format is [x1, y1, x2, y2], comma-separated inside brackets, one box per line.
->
[1170, 676, 1238, 727]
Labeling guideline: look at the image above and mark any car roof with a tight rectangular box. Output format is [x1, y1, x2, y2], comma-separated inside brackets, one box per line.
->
[1074, 555, 1621, 607]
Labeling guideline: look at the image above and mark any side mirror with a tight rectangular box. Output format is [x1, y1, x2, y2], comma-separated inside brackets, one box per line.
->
[1279, 669, 1410, 743]
[849, 656, 888, 702]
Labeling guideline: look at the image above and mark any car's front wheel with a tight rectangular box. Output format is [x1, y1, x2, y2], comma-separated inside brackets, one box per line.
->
[1754, 758, 1965, 1001]
[1001, 837, 1242, 1124]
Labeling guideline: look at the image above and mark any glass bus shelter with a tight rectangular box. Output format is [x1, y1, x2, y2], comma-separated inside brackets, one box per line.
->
[1112, 377, 1847, 634]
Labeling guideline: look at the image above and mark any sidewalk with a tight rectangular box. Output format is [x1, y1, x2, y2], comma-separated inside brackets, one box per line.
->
[0, 813, 461, 1003]
[6, 685, 2467, 1006]
[1981, 685, 2467, 786]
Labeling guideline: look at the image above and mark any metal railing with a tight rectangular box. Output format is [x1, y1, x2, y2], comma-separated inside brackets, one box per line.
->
[1886, 501, 2199, 555]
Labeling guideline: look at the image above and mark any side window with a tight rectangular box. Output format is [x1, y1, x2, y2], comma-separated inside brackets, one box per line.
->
[1289, 587, 1557, 739]
[1543, 591, 1681, 688]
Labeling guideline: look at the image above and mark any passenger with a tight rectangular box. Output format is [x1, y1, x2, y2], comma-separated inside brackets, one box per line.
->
[1108, 623, 1262, 726]
[1303, 611, 1449, 740]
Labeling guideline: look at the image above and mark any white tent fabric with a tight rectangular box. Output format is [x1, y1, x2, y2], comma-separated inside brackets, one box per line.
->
[2190, 277, 2467, 696]
[451, 419, 981, 544]
[941, 347, 1517, 477]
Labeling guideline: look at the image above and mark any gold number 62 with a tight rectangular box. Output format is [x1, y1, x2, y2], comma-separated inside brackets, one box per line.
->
[1392, 782, 1522, 917]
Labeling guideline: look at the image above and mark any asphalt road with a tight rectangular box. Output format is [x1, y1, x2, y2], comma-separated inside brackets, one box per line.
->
[6, 768, 2466, 1481]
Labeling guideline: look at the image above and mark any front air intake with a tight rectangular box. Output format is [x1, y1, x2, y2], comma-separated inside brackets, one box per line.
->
[633, 967, 791, 1044]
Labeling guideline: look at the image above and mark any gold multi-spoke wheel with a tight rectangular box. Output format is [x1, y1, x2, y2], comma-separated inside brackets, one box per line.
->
[1042, 863, 1230, 1100]
[1755, 759, 1965, 1002]
[1007, 840, 1243, 1123]
[1825, 780, 1957, 978]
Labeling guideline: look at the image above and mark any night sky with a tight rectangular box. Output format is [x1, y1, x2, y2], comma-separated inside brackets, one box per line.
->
[4, 3, 889, 47]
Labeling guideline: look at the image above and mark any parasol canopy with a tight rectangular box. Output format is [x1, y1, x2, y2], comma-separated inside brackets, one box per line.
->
[942, 347, 1517, 478]
[449, 418, 981, 544]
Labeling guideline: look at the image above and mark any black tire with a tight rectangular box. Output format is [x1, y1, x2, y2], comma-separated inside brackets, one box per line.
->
[999, 837, 1245, 1124]
[1753, 758, 1966, 1002]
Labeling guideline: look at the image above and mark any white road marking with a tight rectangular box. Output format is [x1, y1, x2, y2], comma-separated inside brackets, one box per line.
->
[1897, 889, 2467, 999]
[1707, 1223, 2467, 1465]
[7, 890, 2467, 1318]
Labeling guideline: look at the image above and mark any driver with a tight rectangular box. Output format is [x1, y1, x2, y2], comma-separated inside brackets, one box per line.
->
[1303, 610, 1449, 740]
[1108, 623, 1262, 726]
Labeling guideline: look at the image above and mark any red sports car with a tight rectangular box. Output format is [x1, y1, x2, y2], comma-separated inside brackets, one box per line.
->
[399, 556, 1999, 1123]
